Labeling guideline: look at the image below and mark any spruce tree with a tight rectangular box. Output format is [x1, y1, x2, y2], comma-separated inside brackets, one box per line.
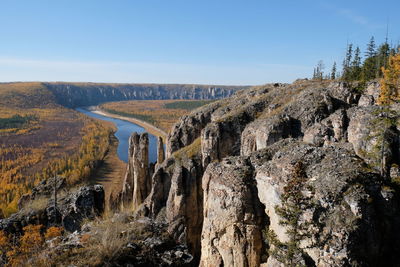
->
[365, 36, 376, 58]
[351, 47, 362, 80]
[331, 62, 337, 80]
[376, 43, 390, 77]
[362, 37, 378, 81]
[342, 44, 353, 81]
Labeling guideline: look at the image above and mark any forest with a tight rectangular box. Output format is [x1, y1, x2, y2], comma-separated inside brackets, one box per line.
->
[0, 83, 113, 217]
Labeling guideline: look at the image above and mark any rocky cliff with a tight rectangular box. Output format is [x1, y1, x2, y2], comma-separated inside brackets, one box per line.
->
[44, 82, 248, 108]
[122, 79, 400, 266]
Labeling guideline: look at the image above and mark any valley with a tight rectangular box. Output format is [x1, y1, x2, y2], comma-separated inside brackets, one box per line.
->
[0, 82, 235, 218]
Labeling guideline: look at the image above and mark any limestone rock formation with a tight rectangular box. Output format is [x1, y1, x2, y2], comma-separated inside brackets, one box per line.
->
[125, 80, 400, 266]
[156, 136, 165, 168]
[347, 105, 400, 177]
[200, 157, 265, 267]
[121, 132, 151, 210]
[166, 158, 204, 261]
[252, 141, 399, 266]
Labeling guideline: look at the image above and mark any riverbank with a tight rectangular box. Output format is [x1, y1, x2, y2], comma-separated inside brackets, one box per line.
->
[89, 106, 168, 140]
[89, 128, 126, 211]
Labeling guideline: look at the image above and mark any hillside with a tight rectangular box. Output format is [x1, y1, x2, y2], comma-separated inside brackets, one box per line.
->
[0, 83, 113, 216]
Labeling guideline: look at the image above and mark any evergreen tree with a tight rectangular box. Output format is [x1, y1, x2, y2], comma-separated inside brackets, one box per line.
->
[331, 62, 337, 80]
[365, 36, 376, 58]
[342, 44, 353, 81]
[351, 47, 362, 80]
[362, 37, 378, 81]
[312, 60, 325, 80]
[376, 43, 390, 77]
[267, 162, 316, 266]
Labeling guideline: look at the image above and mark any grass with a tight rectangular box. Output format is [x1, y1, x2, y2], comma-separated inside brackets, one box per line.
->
[39, 211, 172, 266]
[164, 100, 215, 110]
[172, 137, 201, 161]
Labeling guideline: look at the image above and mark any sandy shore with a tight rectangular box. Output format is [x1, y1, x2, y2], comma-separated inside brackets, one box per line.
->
[89, 106, 168, 140]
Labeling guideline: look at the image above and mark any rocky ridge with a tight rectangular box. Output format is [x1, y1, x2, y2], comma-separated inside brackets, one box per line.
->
[122, 80, 400, 266]
[45, 83, 248, 108]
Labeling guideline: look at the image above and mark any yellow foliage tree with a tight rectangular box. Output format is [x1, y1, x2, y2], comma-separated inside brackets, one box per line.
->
[19, 225, 44, 254]
[379, 52, 400, 105]
[44, 226, 63, 240]
[0, 230, 10, 264]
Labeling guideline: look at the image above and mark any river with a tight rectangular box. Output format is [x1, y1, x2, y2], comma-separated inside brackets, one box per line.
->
[76, 108, 158, 163]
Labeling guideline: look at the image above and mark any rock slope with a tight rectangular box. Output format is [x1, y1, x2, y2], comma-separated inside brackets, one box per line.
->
[122, 80, 400, 266]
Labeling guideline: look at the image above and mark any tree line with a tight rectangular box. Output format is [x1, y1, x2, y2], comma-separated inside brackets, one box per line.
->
[313, 37, 399, 82]
[312, 36, 400, 104]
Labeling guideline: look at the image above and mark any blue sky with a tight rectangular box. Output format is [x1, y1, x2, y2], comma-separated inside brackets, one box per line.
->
[0, 0, 399, 85]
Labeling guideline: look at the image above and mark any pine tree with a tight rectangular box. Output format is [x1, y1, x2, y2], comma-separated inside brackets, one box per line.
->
[365, 36, 376, 58]
[267, 162, 316, 266]
[362, 37, 379, 81]
[312, 61, 324, 80]
[376, 43, 391, 78]
[331, 62, 337, 80]
[342, 44, 353, 81]
[351, 47, 362, 80]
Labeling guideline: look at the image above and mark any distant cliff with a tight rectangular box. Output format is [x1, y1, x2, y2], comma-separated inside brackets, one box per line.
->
[44, 82, 248, 108]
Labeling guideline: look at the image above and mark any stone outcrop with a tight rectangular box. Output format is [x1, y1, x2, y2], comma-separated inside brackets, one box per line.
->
[200, 157, 265, 267]
[167, 103, 220, 157]
[166, 158, 204, 261]
[303, 108, 348, 147]
[252, 141, 399, 266]
[0, 184, 105, 234]
[18, 176, 66, 210]
[121, 132, 151, 210]
[347, 105, 400, 177]
[123, 80, 400, 266]
[156, 136, 165, 168]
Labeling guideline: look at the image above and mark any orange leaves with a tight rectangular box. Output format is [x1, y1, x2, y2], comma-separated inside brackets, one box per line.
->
[379, 52, 400, 105]
[20, 225, 44, 253]
[2, 225, 65, 266]
[44, 226, 63, 240]
[0, 230, 10, 253]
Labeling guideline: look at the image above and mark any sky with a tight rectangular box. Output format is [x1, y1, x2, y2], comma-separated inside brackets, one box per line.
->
[0, 0, 399, 85]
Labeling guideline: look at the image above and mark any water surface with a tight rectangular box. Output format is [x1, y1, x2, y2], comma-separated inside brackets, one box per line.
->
[76, 108, 158, 163]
